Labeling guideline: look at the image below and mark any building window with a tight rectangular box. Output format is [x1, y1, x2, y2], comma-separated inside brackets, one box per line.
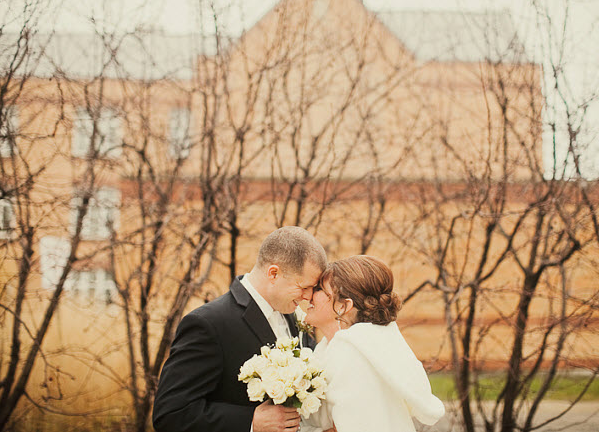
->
[169, 107, 192, 159]
[0, 105, 18, 157]
[0, 199, 15, 239]
[70, 187, 121, 240]
[65, 269, 117, 305]
[72, 107, 122, 158]
[40, 236, 71, 290]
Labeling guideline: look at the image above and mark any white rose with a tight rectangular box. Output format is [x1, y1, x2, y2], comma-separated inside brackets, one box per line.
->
[260, 365, 279, 382]
[285, 386, 296, 397]
[286, 360, 306, 382]
[261, 346, 271, 357]
[295, 306, 307, 322]
[247, 378, 266, 402]
[299, 393, 321, 417]
[252, 356, 270, 376]
[269, 349, 289, 367]
[311, 376, 326, 391]
[276, 337, 294, 350]
[238, 359, 256, 382]
[308, 359, 324, 376]
[297, 390, 309, 401]
[299, 347, 313, 362]
[264, 380, 287, 405]
[293, 377, 311, 392]
[278, 365, 295, 383]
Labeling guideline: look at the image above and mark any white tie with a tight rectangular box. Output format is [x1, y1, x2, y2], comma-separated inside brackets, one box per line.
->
[270, 311, 291, 340]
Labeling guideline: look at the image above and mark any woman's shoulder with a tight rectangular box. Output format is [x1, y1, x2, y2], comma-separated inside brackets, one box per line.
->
[331, 322, 398, 345]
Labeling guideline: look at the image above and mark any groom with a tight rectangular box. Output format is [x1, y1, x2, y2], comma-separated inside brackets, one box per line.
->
[153, 226, 327, 431]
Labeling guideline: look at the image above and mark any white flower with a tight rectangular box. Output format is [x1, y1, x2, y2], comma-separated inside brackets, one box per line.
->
[293, 377, 311, 392]
[311, 376, 326, 390]
[264, 380, 288, 405]
[279, 365, 296, 383]
[294, 306, 307, 322]
[295, 306, 314, 334]
[247, 378, 266, 402]
[298, 393, 322, 417]
[299, 347, 313, 361]
[276, 336, 299, 351]
[239, 340, 328, 411]
[238, 358, 257, 382]
[297, 390, 309, 401]
[311, 376, 327, 398]
[252, 355, 270, 376]
[269, 348, 289, 367]
[283, 359, 306, 382]
[261, 346, 271, 357]
[260, 365, 279, 382]
[307, 358, 324, 376]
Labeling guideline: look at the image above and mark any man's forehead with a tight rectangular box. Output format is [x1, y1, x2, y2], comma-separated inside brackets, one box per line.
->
[297, 270, 322, 286]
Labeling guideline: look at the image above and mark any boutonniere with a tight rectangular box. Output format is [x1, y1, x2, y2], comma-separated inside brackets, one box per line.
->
[294, 306, 314, 335]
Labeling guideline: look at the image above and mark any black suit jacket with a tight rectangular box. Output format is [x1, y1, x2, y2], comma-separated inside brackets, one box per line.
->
[152, 276, 314, 431]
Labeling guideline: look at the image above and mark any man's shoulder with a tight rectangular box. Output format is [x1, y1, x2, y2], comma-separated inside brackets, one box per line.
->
[186, 290, 238, 321]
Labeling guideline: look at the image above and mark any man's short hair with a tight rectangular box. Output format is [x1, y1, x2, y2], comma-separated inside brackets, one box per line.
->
[256, 226, 327, 275]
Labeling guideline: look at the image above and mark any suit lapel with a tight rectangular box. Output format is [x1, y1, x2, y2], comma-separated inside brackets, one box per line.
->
[230, 277, 276, 346]
[243, 302, 276, 346]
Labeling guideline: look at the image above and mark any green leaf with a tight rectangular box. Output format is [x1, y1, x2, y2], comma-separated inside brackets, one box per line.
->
[284, 396, 302, 409]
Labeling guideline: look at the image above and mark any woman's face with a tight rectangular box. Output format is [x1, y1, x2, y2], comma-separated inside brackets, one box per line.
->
[305, 280, 338, 329]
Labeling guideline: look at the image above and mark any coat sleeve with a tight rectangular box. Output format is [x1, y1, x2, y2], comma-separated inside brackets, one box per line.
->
[324, 340, 383, 432]
[152, 312, 255, 431]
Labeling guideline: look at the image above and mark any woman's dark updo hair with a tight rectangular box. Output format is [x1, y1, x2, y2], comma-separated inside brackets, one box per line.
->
[320, 255, 402, 326]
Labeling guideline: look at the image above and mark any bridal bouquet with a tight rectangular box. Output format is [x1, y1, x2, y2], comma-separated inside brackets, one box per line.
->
[238, 336, 327, 417]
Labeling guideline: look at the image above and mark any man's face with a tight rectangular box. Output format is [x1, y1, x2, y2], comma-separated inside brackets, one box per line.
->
[266, 261, 322, 314]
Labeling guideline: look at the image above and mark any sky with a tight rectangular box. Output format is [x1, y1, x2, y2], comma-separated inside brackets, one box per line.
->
[2, 0, 598, 179]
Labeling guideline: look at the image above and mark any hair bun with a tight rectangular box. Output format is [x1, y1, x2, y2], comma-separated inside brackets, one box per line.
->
[364, 295, 380, 309]
[359, 292, 402, 325]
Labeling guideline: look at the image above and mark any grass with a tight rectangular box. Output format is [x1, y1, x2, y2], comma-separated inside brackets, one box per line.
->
[8, 373, 597, 431]
[429, 372, 599, 402]
[9, 410, 135, 432]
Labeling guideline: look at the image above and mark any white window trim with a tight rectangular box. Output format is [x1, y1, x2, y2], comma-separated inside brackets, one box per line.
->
[168, 107, 192, 159]
[1, 105, 19, 158]
[66, 268, 117, 305]
[72, 107, 122, 159]
[70, 187, 121, 240]
[40, 236, 71, 290]
[0, 198, 16, 239]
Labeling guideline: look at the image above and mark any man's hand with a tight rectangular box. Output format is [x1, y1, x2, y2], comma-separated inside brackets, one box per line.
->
[252, 400, 301, 432]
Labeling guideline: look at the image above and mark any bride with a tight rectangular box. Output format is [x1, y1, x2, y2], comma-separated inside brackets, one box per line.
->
[300, 255, 445, 432]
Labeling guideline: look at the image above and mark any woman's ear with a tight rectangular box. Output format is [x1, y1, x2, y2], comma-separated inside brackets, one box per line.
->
[343, 298, 354, 314]
[337, 298, 354, 316]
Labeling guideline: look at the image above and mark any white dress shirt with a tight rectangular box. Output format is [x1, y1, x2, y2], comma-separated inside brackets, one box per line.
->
[241, 274, 293, 433]
[240, 274, 291, 340]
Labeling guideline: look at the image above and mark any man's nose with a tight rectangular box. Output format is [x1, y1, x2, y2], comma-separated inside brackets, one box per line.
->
[302, 287, 313, 300]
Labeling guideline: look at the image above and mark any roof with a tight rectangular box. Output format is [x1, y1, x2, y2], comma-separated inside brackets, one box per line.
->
[0, 7, 530, 80]
[0, 31, 219, 80]
[375, 9, 530, 63]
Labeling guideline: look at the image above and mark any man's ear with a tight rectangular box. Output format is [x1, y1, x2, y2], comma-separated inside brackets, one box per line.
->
[266, 265, 280, 281]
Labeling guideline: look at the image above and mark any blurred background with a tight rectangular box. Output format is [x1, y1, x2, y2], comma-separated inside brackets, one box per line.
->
[0, 0, 597, 430]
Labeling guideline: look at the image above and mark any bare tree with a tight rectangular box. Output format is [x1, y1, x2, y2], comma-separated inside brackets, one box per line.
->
[385, 2, 598, 431]
[0, 3, 130, 426]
